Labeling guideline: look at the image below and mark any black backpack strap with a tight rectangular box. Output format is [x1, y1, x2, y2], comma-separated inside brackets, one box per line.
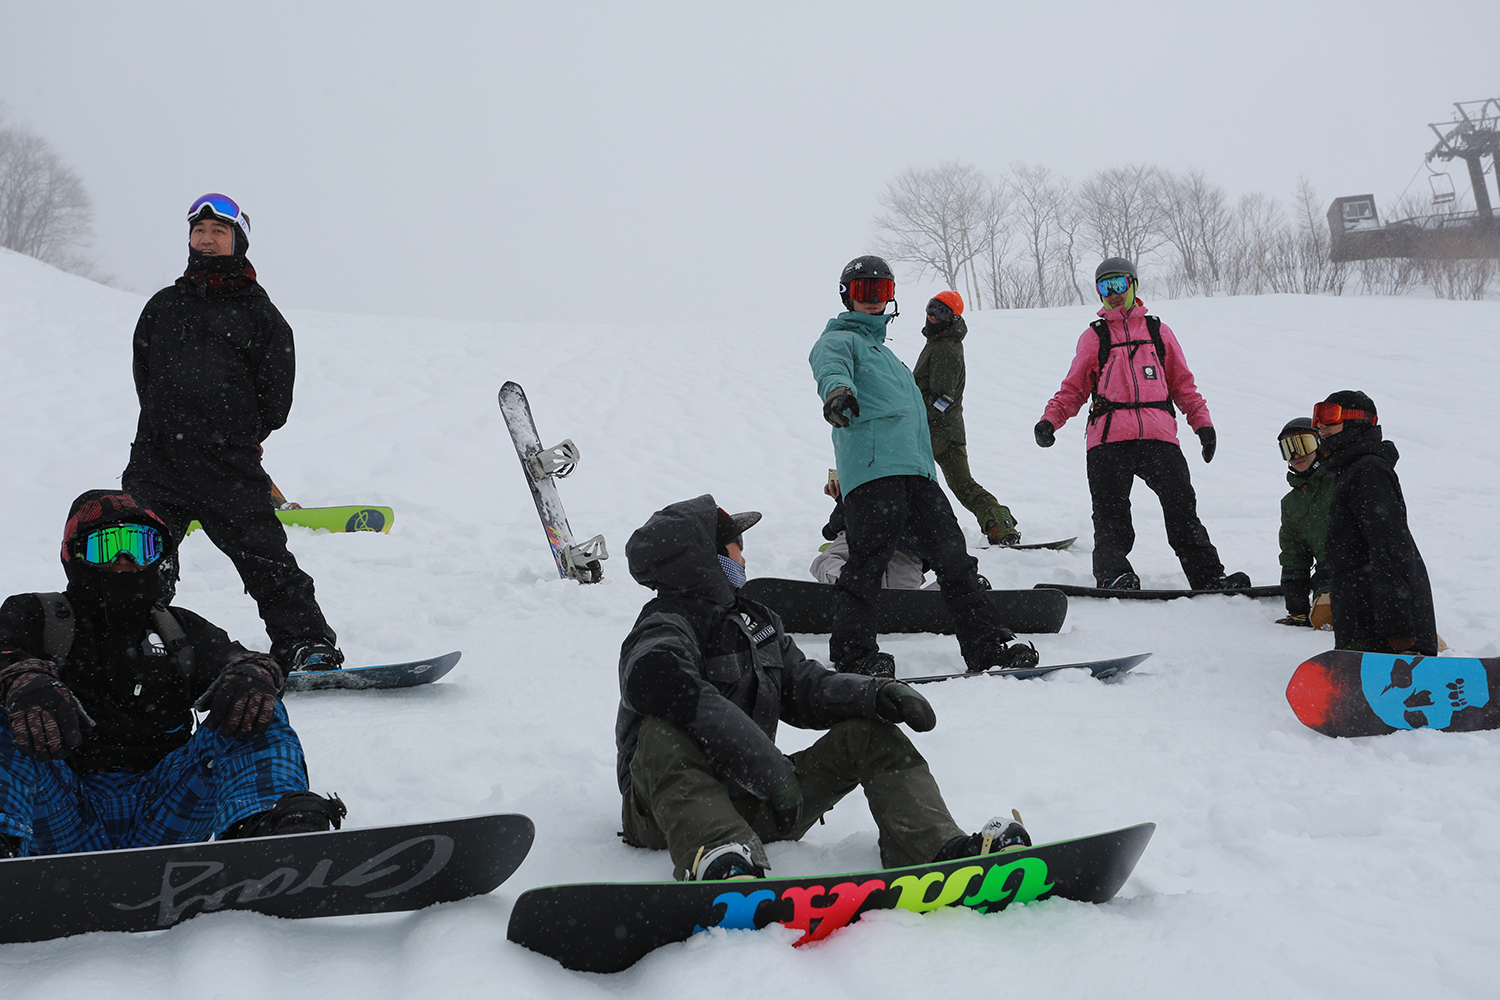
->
[33, 592, 75, 667]
[1088, 316, 1176, 439]
[148, 606, 195, 680]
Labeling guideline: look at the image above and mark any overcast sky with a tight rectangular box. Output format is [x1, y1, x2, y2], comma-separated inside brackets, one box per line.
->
[1, 1, 1494, 324]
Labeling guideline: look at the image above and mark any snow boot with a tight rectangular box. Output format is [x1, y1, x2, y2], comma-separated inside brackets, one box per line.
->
[967, 640, 1039, 674]
[1100, 572, 1141, 590]
[837, 649, 896, 678]
[932, 810, 1032, 863]
[1200, 571, 1251, 591]
[690, 842, 765, 881]
[287, 641, 344, 672]
[219, 791, 347, 840]
[0, 833, 18, 859]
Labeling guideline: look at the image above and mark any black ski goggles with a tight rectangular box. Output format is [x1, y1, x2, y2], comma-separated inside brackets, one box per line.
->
[1279, 432, 1320, 462]
[75, 523, 164, 567]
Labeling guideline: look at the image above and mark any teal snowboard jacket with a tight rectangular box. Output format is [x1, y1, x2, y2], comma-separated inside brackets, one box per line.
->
[809, 311, 937, 496]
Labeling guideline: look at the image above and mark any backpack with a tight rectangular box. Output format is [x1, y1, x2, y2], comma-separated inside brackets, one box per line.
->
[1087, 315, 1176, 440]
[32, 593, 195, 679]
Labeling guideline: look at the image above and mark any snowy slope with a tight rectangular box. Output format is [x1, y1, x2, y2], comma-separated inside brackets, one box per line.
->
[2, 245, 1499, 998]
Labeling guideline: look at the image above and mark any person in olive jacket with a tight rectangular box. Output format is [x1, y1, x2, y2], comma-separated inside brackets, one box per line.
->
[911, 291, 1020, 545]
[1314, 391, 1438, 656]
[1276, 417, 1335, 628]
[121, 194, 340, 674]
[615, 495, 1029, 881]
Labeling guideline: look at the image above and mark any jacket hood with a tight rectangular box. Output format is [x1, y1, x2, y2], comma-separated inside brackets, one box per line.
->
[823, 310, 893, 343]
[626, 495, 737, 606]
[921, 316, 967, 342]
[1325, 426, 1398, 471]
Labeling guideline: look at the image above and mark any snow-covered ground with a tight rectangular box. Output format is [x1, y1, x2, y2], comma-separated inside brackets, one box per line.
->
[2, 246, 1498, 998]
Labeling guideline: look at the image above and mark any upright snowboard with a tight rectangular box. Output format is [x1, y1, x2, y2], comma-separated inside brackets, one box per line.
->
[508, 821, 1155, 973]
[0, 813, 534, 944]
[1287, 649, 1499, 737]
[498, 381, 606, 583]
[742, 578, 1067, 634]
[285, 650, 461, 693]
[903, 652, 1150, 684]
[1035, 582, 1283, 600]
[187, 505, 395, 536]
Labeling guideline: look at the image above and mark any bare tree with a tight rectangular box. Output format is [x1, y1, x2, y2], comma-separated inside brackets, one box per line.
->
[1291, 177, 1346, 295]
[873, 162, 994, 305]
[1005, 163, 1076, 307]
[1154, 169, 1234, 297]
[0, 115, 95, 274]
[1076, 164, 1168, 268]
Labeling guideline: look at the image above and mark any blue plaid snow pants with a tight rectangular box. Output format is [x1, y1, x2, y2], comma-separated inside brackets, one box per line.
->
[0, 702, 309, 856]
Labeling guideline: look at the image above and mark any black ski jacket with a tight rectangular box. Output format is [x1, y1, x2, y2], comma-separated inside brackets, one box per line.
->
[0, 593, 246, 773]
[131, 260, 295, 448]
[1323, 429, 1438, 654]
[615, 495, 887, 799]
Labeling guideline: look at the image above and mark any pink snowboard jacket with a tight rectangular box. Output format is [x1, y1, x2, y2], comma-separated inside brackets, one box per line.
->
[1040, 300, 1212, 451]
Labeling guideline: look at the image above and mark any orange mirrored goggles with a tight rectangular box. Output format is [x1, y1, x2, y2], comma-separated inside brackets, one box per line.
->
[844, 277, 895, 304]
[1311, 402, 1376, 428]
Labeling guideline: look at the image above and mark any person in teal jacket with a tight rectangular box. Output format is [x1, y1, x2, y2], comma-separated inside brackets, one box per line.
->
[808, 256, 1038, 678]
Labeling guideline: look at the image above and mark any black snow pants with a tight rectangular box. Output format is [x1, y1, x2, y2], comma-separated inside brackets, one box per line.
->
[832, 475, 1011, 669]
[123, 437, 335, 667]
[1085, 439, 1225, 589]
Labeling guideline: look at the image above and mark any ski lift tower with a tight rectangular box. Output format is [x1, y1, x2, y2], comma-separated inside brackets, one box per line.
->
[1329, 99, 1500, 262]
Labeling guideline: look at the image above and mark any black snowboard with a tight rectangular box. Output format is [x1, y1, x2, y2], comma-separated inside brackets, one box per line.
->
[507, 821, 1155, 973]
[285, 651, 461, 693]
[741, 578, 1067, 634]
[1035, 583, 1283, 600]
[993, 536, 1077, 551]
[903, 652, 1150, 683]
[0, 813, 534, 944]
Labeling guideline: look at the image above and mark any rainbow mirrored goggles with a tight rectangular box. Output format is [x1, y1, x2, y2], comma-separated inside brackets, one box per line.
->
[1278, 431, 1320, 461]
[76, 523, 164, 567]
[1096, 274, 1132, 296]
[187, 193, 251, 235]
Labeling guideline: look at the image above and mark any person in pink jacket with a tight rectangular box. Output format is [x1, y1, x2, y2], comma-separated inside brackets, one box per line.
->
[1034, 257, 1249, 592]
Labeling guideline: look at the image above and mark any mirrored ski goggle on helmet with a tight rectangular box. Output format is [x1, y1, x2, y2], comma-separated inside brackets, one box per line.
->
[76, 523, 164, 567]
[1311, 402, 1376, 428]
[843, 277, 895, 304]
[1096, 274, 1132, 296]
[187, 193, 251, 235]
[1279, 431, 1321, 462]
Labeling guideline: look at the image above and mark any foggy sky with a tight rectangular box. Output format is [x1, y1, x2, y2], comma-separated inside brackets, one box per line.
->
[1, 0, 1494, 324]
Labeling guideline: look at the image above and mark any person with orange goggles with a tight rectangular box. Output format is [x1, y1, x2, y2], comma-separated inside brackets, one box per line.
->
[1314, 391, 1438, 656]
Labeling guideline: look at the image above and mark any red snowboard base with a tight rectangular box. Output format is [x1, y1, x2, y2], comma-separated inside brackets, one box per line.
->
[1287, 649, 1499, 737]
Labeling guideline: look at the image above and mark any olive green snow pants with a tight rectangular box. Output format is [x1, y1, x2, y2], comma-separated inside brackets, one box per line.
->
[621, 717, 965, 879]
[930, 435, 1013, 536]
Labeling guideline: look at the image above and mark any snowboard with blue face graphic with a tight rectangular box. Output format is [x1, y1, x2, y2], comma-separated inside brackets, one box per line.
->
[1287, 650, 1500, 737]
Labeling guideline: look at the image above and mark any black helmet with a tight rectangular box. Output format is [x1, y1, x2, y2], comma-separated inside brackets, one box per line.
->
[1278, 416, 1315, 439]
[1095, 257, 1136, 282]
[839, 255, 896, 310]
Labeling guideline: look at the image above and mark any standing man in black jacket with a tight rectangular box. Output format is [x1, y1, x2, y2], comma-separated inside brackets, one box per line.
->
[122, 194, 341, 673]
[1314, 391, 1438, 656]
[615, 495, 1029, 881]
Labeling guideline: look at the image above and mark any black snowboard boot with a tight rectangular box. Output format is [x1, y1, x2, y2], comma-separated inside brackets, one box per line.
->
[932, 810, 1032, 863]
[1200, 571, 1251, 591]
[837, 649, 896, 678]
[1100, 572, 1141, 590]
[220, 792, 347, 840]
[0, 833, 19, 859]
[967, 640, 1039, 674]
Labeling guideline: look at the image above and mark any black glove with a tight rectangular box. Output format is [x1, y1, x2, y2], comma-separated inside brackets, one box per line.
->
[1, 658, 92, 761]
[768, 773, 803, 837]
[1034, 420, 1055, 448]
[823, 387, 860, 428]
[195, 651, 285, 737]
[876, 681, 937, 733]
[1275, 614, 1311, 627]
[1198, 426, 1216, 463]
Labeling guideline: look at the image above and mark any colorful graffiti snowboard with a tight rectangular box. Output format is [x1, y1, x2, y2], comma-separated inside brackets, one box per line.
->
[0, 813, 533, 943]
[740, 578, 1067, 634]
[285, 651, 460, 693]
[186, 506, 394, 536]
[1286, 649, 1499, 737]
[903, 652, 1150, 684]
[506, 821, 1155, 973]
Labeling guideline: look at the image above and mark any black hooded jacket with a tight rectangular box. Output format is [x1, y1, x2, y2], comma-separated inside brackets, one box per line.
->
[615, 495, 888, 798]
[0, 492, 247, 773]
[1323, 427, 1438, 654]
[131, 254, 295, 448]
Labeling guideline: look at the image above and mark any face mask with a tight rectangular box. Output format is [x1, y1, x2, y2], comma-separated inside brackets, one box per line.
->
[717, 553, 746, 589]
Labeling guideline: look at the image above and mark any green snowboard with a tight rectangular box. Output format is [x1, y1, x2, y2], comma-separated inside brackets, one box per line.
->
[186, 506, 394, 536]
